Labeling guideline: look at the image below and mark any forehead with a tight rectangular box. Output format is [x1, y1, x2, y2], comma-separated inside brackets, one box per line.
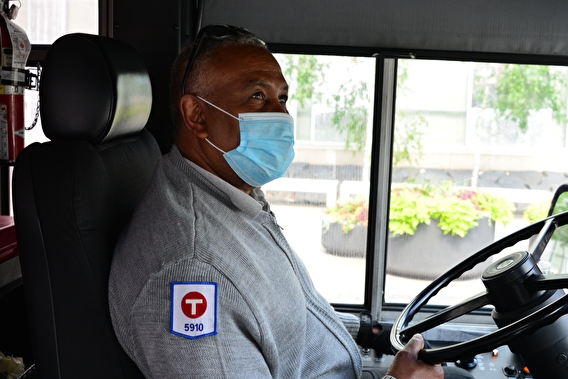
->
[207, 45, 287, 90]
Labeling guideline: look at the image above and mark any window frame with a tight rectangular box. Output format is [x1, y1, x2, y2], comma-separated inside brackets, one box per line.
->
[270, 43, 568, 328]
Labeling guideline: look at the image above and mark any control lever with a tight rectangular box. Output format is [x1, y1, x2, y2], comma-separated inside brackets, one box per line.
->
[455, 356, 477, 369]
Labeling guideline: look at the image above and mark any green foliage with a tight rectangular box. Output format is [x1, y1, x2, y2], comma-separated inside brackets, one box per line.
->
[393, 60, 426, 167]
[389, 182, 515, 237]
[550, 196, 568, 248]
[324, 183, 516, 237]
[475, 64, 567, 133]
[281, 55, 326, 108]
[523, 198, 568, 250]
[433, 196, 482, 238]
[323, 196, 369, 234]
[393, 112, 426, 167]
[280, 54, 371, 153]
[281, 55, 426, 160]
[521, 193, 568, 223]
[523, 200, 551, 223]
[550, 193, 568, 216]
[475, 191, 516, 224]
[330, 80, 369, 153]
[388, 186, 435, 236]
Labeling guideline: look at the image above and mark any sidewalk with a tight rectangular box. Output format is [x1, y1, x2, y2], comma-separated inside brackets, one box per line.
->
[270, 204, 531, 306]
[271, 204, 366, 304]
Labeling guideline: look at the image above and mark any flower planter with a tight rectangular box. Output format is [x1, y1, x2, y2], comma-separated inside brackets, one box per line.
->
[322, 217, 496, 279]
[321, 223, 367, 258]
[387, 217, 495, 280]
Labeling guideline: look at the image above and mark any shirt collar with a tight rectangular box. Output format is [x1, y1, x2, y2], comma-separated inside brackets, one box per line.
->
[175, 147, 267, 218]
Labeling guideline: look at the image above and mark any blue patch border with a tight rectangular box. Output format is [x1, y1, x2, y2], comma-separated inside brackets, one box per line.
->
[170, 281, 218, 340]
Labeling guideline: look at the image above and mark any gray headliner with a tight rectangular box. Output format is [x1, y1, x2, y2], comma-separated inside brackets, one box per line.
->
[201, 0, 568, 57]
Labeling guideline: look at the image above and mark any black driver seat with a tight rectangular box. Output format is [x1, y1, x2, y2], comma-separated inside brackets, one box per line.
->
[12, 33, 161, 379]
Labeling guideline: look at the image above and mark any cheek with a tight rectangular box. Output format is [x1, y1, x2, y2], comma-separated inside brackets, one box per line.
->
[229, 124, 242, 148]
[211, 119, 241, 150]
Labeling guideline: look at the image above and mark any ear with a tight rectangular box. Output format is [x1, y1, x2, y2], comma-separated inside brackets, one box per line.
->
[179, 94, 208, 138]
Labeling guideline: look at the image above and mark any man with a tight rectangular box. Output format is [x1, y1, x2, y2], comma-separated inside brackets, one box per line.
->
[108, 24, 443, 379]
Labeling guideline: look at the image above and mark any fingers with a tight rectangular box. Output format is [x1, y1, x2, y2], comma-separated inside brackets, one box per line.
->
[386, 334, 443, 379]
[404, 334, 425, 356]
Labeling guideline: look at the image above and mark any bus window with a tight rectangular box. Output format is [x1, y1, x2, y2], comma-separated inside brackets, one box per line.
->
[0, 1, 99, 215]
[270, 53, 375, 305]
[385, 59, 568, 306]
[18, 0, 98, 145]
[17, 0, 98, 44]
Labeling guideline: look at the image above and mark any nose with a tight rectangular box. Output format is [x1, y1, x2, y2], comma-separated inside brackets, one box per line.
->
[266, 98, 288, 114]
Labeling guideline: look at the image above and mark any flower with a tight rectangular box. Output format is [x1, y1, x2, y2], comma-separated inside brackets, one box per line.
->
[324, 183, 516, 236]
[323, 195, 369, 234]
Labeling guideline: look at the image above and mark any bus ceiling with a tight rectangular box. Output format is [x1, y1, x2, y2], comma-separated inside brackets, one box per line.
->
[197, 0, 568, 59]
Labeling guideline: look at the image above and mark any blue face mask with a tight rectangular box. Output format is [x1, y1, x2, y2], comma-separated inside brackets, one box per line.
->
[197, 96, 295, 187]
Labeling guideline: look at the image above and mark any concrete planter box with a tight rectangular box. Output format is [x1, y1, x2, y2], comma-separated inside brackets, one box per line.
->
[386, 217, 496, 280]
[321, 223, 367, 258]
[322, 218, 496, 279]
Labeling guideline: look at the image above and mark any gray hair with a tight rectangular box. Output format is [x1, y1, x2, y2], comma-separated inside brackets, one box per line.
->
[169, 32, 267, 136]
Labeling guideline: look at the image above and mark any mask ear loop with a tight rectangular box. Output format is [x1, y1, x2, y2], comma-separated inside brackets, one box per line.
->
[204, 138, 227, 154]
[195, 95, 239, 154]
[196, 95, 239, 121]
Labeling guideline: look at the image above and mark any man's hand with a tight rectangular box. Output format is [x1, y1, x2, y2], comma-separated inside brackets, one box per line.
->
[385, 334, 443, 379]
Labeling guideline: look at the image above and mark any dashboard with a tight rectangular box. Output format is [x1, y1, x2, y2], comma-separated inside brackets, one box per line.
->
[361, 345, 533, 379]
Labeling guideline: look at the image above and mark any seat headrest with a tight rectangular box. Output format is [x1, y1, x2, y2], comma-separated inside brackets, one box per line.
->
[40, 33, 152, 144]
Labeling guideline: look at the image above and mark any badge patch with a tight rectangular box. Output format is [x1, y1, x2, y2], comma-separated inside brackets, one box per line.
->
[171, 282, 218, 339]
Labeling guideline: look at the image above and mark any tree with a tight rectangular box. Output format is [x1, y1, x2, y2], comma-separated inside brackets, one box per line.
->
[281, 55, 326, 108]
[475, 64, 567, 133]
[330, 79, 370, 154]
[280, 54, 425, 165]
[278, 54, 371, 154]
[392, 59, 426, 168]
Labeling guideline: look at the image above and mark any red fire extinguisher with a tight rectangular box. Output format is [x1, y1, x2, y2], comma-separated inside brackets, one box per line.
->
[0, 0, 30, 164]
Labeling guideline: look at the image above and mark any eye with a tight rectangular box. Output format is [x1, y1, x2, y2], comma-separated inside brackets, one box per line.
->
[279, 94, 288, 104]
[251, 92, 264, 100]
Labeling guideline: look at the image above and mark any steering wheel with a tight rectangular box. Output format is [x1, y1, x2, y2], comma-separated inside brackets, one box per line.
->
[391, 211, 568, 365]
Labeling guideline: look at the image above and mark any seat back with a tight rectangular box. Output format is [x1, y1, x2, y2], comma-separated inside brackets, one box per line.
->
[12, 33, 161, 379]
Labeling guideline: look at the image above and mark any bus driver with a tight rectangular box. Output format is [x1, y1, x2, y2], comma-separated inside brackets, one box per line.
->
[108, 24, 443, 379]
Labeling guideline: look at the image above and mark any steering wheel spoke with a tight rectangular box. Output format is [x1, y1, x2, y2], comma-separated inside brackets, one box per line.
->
[400, 291, 491, 339]
[528, 218, 557, 262]
[417, 292, 568, 364]
[526, 273, 568, 291]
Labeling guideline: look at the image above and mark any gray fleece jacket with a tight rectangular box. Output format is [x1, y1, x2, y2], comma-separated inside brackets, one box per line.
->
[109, 146, 362, 378]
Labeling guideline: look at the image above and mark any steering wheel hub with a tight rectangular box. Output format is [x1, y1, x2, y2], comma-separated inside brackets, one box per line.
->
[481, 251, 549, 314]
[482, 251, 533, 282]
